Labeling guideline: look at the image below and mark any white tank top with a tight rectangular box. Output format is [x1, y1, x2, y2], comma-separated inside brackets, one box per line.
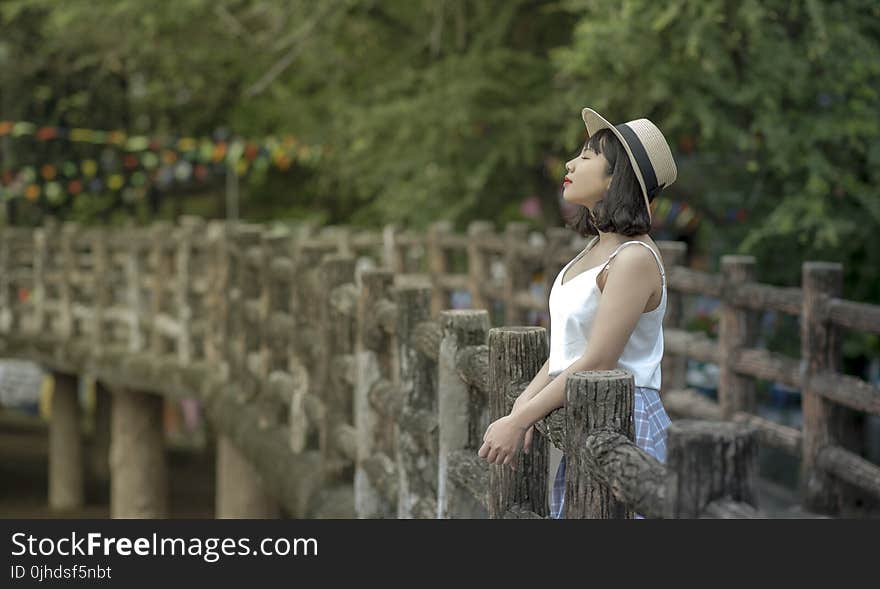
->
[548, 237, 666, 390]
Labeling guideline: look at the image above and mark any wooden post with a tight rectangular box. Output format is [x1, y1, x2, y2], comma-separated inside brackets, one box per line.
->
[319, 255, 357, 477]
[110, 388, 168, 518]
[382, 224, 406, 273]
[49, 372, 84, 510]
[487, 326, 549, 518]
[718, 255, 758, 417]
[466, 221, 493, 311]
[188, 217, 215, 363]
[664, 420, 759, 518]
[354, 269, 397, 518]
[225, 224, 251, 400]
[395, 282, 437, 518]
[230, 225, 263, 402]
[6, 228, 36, 333]
[293, 228, 331, 417]
[250, 227, 288, 428]
[175, 217, 201, 366]
[801, 261, 849, 515]
[215, 435, 280, 518]
[320, 224, 352, 258]
[262, 228, 295, 375]
[44, 222, 64, 340]
[30, 222, 48, 336]
[401, 231, 424, 274]
[437, 309, 490, 518]
[203, 221, 229, 371]
[89, 229, 109, 355]
[122, 228, 147, 354]
[208, 223, 282, 516]
[57, 222, 77, 340]
[657, 240, 688, 394]
[148, 223, 173, 358]
[502, 222, 529, 325]
[242, 227, 266, 400]
[427, 220, 452, 317]
[563, 370, 634, 518]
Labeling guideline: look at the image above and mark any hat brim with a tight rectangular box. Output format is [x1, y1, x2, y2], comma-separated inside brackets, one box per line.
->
[581, 107, 651, 218]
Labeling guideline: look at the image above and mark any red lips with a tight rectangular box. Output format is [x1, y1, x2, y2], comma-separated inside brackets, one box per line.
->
[563, 176, 572, 185]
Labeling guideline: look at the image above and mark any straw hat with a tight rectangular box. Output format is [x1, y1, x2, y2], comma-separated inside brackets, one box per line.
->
[582, 107, 677, 223]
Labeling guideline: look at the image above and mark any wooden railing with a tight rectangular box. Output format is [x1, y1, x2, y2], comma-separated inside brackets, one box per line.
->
[659, 258, 880, 514]
[1, 216, 877, 517]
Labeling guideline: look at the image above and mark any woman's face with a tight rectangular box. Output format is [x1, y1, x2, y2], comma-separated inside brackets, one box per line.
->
[562, 142, 612, 208]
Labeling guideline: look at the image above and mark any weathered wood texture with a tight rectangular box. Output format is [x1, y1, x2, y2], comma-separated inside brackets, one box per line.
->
[203, 380, 323, 518]
[563, 370, 635, 518]
[800, 262, 866, 516]
[427, 221, 452, 317]
[319, 256, 357, 477]
[657, 241, 688, 394]
[665, 420, 759, 518]
[355, 269, 398, 518]
[395, 284, 438, 518]
[718, 256, 758, 417]
[487, 326, 549, 518]
[437, 310, 491, 518]
[3, 217, 878, 519]
[502, 223, 529, 325]
[579, 430, 666, 518]
[664, 388, 802, 457]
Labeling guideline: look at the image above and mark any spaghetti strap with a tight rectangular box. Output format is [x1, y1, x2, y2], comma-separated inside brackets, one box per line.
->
[605, 241, 666, 287]
[562, 236, 600, 275]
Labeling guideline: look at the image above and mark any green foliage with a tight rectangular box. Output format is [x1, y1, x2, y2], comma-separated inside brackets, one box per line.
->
[554, 0, 880, 305]
[2, 0, 879, 314]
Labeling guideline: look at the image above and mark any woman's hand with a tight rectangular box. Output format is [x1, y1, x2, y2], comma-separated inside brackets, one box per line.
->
[478, 415, 528, 466]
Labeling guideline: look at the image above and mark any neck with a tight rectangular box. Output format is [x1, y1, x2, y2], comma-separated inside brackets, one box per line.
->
[596, 228, 624, 245]
[595, 229, 646, 247]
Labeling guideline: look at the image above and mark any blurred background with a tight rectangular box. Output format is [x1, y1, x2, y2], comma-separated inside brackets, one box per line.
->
[1, 0, 879, 517]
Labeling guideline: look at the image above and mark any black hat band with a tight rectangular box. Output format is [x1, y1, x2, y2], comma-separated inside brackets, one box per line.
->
[615, 123, 662, 201]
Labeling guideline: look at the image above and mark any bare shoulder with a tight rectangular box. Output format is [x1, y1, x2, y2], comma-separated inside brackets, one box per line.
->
[621, 236, 664, 268]
[643, 236, 664, 265]
[610, 241, 661, 273]
[606, 237, 663, 270]
[597, 238, 664, 302]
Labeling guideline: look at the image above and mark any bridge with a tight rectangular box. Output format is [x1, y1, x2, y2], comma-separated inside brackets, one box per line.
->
[1, 217, 878, 517]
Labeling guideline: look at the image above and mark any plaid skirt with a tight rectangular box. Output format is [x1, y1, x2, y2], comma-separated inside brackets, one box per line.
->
[550, 386, 671, 519]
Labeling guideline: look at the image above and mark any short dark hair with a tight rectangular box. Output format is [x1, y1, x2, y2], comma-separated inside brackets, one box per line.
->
[562, 127, 654, 238]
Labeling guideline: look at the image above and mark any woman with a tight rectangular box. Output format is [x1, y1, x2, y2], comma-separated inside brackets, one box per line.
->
[477, 107, 677, 519]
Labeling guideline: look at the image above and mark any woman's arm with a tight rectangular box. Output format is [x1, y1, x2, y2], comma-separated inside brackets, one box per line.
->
[511, 357, 552, 412]
[510, 246, 658, 430]
[509, 355, 605, 430]
[479, 247, 658, 465]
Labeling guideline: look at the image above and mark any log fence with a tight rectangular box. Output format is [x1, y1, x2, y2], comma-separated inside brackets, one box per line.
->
[1, 216, 877, 518]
